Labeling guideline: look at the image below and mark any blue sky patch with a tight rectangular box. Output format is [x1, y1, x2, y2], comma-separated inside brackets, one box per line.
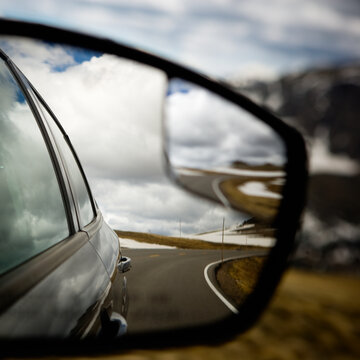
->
[44, 41, 103, 72]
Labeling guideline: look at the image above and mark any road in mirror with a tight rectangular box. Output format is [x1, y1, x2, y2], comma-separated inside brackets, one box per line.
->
[164, 78, 288, 316]
[165, 78, 287, 223]
[0, 37, 286, 338]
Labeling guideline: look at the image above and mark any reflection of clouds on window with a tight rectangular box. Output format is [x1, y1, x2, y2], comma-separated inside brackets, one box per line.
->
[0, 59, 68, 275]
[35, 97, 95, 227]
[165, 79, 286, 170]
[0, 61, 25, 105]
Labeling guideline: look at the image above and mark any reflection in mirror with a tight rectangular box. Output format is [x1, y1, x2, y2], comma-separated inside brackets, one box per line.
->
[0, 58, 69, 274]
[0, 36, 285, 340]
[164, 78, 288, 316]
[165, 79, 287, 223]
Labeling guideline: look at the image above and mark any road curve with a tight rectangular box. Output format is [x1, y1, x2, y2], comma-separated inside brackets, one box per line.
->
[123, 248, 267, 333]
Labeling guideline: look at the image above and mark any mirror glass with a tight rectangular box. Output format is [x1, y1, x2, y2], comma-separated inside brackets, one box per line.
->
[165, 79, 287, 223]
[163, 79, 288, 316]
[0, 36, 287, 340]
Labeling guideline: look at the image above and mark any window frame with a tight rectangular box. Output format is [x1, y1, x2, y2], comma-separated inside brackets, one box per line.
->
[2, 53, 75, 235]
[28, 81, 97, 230]
[10, 60, 98, 231]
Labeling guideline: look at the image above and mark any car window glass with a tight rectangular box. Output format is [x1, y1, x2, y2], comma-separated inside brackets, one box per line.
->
[30, 93, 95, 228]
[0, 59, 69, 275]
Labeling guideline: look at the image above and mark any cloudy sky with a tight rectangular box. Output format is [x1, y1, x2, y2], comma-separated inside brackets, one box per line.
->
[1, 37, 247, 236]
[0, 1, 359, 235]
[166, 80, 285, 169]
[1, 0, 359, 79]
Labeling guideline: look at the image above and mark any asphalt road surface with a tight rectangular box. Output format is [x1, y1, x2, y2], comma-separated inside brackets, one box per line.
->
[123, 248, 268, 333]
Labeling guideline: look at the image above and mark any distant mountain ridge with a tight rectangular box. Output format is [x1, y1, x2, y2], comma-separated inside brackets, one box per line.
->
[228, 63, 360, 272]
[231, 62, 360, 161]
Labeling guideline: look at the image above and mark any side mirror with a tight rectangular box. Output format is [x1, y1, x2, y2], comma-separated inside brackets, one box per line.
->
[0, 19, 307, 354]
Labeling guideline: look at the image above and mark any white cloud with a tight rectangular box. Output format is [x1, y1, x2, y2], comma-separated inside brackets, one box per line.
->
[3, 38, 167, 180]
[2, 37, 247, 235]
[166, 80, 286, 168]
[92, 177, 244, 235]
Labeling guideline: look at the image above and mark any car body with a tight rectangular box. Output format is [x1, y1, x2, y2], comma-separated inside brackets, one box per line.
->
[0, 47, 130, 339]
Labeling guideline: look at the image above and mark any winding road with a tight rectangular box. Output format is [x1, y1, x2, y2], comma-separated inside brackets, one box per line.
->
[123, 248, 268, 333]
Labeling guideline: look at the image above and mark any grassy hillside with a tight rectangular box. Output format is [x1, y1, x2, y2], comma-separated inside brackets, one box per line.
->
[216, 256, 267, 306]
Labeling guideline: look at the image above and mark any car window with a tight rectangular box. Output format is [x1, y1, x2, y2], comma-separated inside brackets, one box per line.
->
[28, 91, 95, 228]
[0, 58, 69, 275]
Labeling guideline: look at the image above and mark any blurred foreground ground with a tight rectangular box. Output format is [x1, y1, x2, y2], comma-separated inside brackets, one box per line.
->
[10, 269, 360, 360]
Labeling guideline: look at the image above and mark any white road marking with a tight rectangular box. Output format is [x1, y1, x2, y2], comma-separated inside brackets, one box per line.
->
[211, 177, 232, 207]
[204, 259, 239, 315]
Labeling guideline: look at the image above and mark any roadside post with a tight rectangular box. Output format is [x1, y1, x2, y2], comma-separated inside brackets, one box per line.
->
[221, 217, 225, 263]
